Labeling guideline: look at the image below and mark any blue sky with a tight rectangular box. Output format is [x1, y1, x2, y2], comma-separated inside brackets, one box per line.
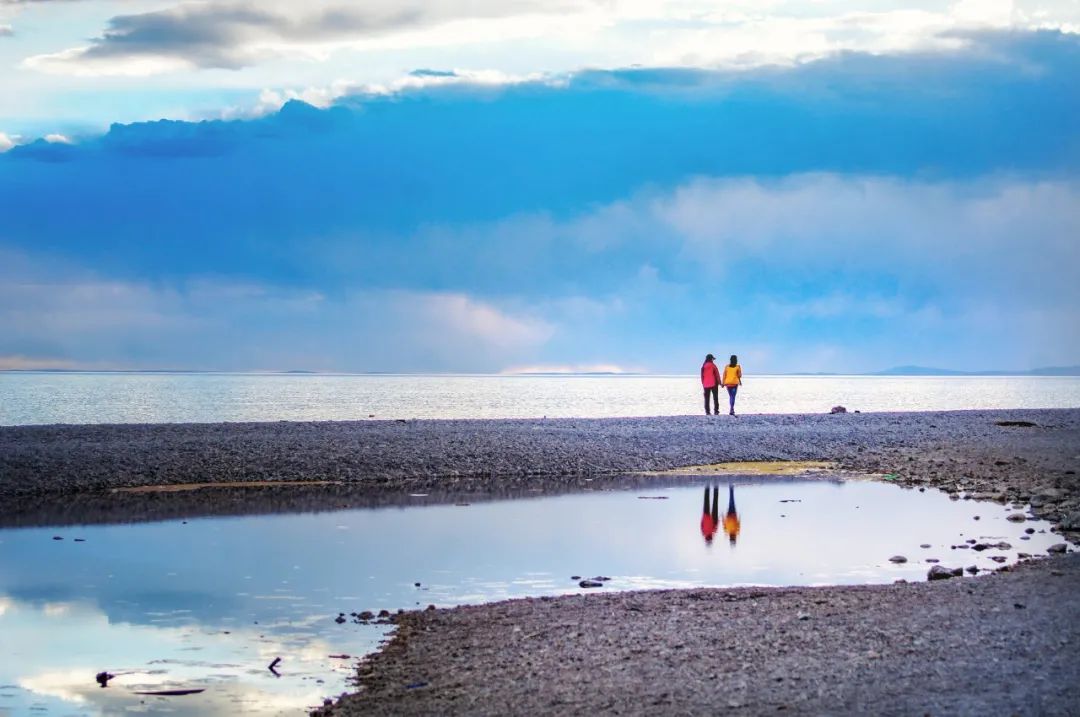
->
[1, 1, 1078, 373]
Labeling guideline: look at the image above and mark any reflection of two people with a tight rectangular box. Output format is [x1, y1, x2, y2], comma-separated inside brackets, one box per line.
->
[700, 484, 740, 546]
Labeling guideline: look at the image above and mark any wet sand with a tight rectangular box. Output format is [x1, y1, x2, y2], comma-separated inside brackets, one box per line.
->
[3, 409, 1079, 714]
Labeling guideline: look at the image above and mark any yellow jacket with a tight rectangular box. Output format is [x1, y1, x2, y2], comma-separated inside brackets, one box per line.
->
[722, 364, 742, 387]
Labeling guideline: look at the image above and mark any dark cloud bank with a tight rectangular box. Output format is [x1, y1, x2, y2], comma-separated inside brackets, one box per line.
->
[1, 30, 1077, 294]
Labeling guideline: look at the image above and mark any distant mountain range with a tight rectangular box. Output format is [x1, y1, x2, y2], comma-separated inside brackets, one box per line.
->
[3, 365, 1079, 376]
[869, 365, 1080, 377]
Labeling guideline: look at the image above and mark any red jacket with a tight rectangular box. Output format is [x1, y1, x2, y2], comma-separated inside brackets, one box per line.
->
[701, 361, 720, 388]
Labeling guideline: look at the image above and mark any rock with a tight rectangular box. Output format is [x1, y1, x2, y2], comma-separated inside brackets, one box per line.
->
[989, 556, 1007, 563]
[925, 558, 940, 563]
[972, 543, 990, 551]
[378, 609, 391, 618]
[973, 516, 980, 521]
[579, 580, 604, 588]
[830, 406, 847, 414]
[965, 566, 979, 574]
[1006, 513, 1027, 523]
[570, 575, 581, 580]
[1060, 512, 1080, 531]
[52, 536, 63, 541]
[1017, 552, 1031, 559]
[888, 555, 908, 564]
[994, 542, 1012, 550]
[358, 610, 375, 621]
[920, 544, 931, 549]
[928, 565, 957, 581]
[1047, 543, 1068, 554]
[1025, 527, 1036, 534]
[334, 615, 346, 624]
[950, 567, 964, 577]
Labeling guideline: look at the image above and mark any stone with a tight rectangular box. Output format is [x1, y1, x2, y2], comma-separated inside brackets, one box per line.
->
[888, 555, 907, 564]
[378, 609, 391, 618]
[1017, 552, 1031, 559]
[920, 544, 931, 549]
[334, 615, 346, 624]
[579, 580, 603, 588]
[994, 542, 1012, 550]
[925, 558, 940, 563]
[830, 405, 847, 414]
[928, 565, 957, 581]
[989, 556, 1007, 563]
[965, 566, 979, 574]
[358, 610, 375, 621]
[1047, 543, 1068, 554]
[1060, 512, 1080, 531]
[1025, 527, 1036, 534]
[1006, 513, 1027, 523]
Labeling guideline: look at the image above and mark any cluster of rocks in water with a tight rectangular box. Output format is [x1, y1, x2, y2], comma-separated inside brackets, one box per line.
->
[888, 526, 1073, 581]
[335, 609, 399, 626]
[573, 575, 612, 589]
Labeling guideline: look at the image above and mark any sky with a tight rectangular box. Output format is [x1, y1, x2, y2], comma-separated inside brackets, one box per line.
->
[0, 1, 1078, 374]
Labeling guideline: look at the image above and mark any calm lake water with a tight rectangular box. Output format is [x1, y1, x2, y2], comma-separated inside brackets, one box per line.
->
[2, 373, 1079, 425]
[0, 478, 1069, 716]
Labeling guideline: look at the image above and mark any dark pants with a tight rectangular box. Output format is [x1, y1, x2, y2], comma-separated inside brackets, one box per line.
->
[704, 386, 719, 414]
[726, 386, 738, 413]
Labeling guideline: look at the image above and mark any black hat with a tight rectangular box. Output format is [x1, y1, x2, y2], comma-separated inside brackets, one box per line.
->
[705, 354, 715, 361]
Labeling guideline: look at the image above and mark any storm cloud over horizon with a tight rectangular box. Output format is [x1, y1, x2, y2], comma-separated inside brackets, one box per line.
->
[1, 25, 1078, 373]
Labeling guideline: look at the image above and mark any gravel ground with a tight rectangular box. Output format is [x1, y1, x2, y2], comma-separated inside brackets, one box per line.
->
[3, 408, 1080, 715]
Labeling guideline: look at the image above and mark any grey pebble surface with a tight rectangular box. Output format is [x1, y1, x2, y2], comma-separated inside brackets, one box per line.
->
[3, 408, 1080, 715]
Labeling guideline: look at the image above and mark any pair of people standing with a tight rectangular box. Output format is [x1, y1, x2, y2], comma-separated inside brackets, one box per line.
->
[701, 354, 742, 415]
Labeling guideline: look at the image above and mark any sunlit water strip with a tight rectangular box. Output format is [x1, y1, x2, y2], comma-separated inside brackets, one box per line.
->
[2, 373, 1080, 425]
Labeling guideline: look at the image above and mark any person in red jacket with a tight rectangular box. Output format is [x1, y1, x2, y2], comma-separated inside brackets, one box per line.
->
[700, 353, 721, 415]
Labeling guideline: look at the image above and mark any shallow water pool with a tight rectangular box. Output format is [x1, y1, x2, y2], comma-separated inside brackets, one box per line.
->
[0, 478, 1070, 716]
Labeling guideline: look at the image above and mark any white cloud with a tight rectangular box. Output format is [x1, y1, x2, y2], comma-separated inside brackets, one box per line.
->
[43, 132, 71, 143]
[0, 131, 14, 151]
[236, 69, 553, 117]
[0, 255, 557, 371]
[18, 0, 1080, 78]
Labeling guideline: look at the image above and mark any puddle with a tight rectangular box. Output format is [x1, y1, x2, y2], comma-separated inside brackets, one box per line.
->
[0, 478, 1071, 716]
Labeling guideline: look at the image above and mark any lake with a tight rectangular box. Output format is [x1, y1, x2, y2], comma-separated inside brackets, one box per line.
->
[0, 478, 1067, 716]
[2, 373, 1079, 425]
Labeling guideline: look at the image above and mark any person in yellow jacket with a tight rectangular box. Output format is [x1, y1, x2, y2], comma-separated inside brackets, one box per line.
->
[721, 354, 742, 416]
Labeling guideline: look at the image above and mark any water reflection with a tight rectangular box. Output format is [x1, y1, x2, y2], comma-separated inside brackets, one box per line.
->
[723, 484, 741, 546]
[700, 486, 719, 544]
[0, 479, 1072, 716]
[701, 484, 741, 546]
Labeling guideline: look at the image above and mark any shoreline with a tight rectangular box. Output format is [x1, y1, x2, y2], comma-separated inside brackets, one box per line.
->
[3, 409, 1079, 714]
